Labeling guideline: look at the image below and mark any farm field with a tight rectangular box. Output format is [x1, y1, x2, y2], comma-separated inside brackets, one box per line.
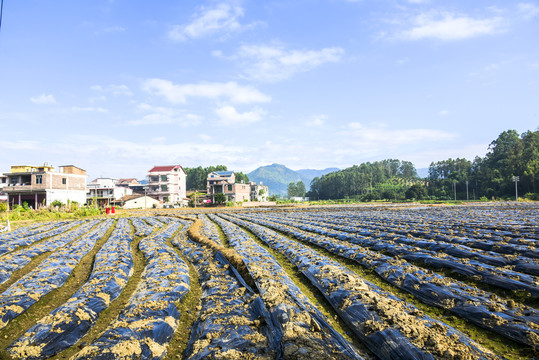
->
[0, 203, 537, 359]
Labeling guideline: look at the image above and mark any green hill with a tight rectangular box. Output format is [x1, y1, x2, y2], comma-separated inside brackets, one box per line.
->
[248, 164, 339, 196]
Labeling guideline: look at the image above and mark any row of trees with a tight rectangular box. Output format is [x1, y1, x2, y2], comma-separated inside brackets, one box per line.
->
[308, 159, 419, 200]
[184, 165, 250, 191]
[427, 129, 538, 200]
[288, 181, 306, 198]
[306, 129, 538, 201]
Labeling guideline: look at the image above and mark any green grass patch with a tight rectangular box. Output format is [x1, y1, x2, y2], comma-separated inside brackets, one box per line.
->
[164, 230, 202, 360]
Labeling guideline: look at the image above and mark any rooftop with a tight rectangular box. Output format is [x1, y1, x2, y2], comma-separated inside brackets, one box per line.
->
[148, 165, 184, 173]
[212, 171, 234, 176]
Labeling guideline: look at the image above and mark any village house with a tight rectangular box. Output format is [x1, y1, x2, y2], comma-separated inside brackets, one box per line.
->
[87, 178, 133, 207]
[207, 171, 269, 203]
[250, 181, 269, 202]
[117, 178, 146, 194]
[147, 165, 187, 204]
[0, 174, 7, 203]
[113, 194, 160, 209]
[3, 164, 87, 208]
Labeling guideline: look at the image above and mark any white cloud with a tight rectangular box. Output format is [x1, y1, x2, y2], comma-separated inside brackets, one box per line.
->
[396, 57, 409, 65]
[306, 114, 327, 127]
[91, 84, 132, 96]
[103, 25, 126, 33]
[215, 106, 265, 125]
[340, 122, 456, 146]
[56, 135, 252, 170]
[439, 110, 449, 116]
[30, 94, 56, 104]
[402, 143, 489, 168]
[394, 11, 505, 41]
[0, 140, 40, 151]
[71, 106, 108, 113]
[224, 44, 344, 82]
[142, 78, 271, 104]
[127, 103, 201, 126]
[169, 3, 248, 41]
[518, 3, 539, 20]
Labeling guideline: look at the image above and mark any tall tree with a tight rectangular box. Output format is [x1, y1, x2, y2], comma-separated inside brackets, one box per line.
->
[235, 172, 250, 184]
[296, 181, 306, 197]
[288, 182, 298, 198]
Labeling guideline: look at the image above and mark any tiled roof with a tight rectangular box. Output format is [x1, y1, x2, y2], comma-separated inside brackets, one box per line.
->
[149, 165, 182, 172]
[118, 178, 138, 183]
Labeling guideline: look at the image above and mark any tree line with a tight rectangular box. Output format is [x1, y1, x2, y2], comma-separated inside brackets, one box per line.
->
[307, 159, 418, 200]
[306, 129, 538, 201]
[427, 129, 538, 200]
[288, 181, 306, 198]
[184, 165, 250, 191]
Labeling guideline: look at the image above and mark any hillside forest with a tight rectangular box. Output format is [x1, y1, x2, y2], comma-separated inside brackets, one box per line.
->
[182, 129, 537, 201]
[307, 129, 538, 201]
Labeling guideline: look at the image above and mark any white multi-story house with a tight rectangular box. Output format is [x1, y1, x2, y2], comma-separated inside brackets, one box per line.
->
[147, 165, 187, 204]
[87, 178, 133, 207]
[250, 182, 269, 202]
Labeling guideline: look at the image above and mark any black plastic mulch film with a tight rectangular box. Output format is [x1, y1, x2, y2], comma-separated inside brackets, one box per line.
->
[220, 213, 502, 360]
[173, 218, 278, 360]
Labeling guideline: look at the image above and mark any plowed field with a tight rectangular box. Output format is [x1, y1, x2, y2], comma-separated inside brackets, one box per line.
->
[0, 203, 537, 359]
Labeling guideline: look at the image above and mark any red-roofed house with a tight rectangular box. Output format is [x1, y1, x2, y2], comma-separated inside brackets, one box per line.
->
[147, 165, 186, 205]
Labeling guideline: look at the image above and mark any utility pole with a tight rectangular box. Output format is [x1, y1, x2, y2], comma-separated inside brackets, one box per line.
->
[0, 0, 4, 32]
[144, 186, 147, 209]
[5, 197, 11, 232]
[466, 181, 469, 201]
[453, 181, 457, 201]
[513, 176, 519, 201]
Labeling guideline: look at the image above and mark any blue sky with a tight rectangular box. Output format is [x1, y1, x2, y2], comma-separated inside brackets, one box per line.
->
[0, 0, 538, 179]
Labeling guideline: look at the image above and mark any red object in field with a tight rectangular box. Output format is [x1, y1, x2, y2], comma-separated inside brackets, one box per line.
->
[111, 206, 115, 214]
[106, 207, 110, 215]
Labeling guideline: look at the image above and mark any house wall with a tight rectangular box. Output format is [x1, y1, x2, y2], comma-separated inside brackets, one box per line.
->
[147, 168, 186, 204]
[123, 196, 160, 209]
[228, 183, 250, 202]
[3, 165, 87, 207]
[59, 166, 86, 175]
[45, 189, 87, 206]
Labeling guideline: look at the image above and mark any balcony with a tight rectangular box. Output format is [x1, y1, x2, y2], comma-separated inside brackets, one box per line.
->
[4, 183, 47, 192]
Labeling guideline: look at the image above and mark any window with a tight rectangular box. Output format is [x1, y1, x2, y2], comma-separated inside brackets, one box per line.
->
[35, 175, 42, 184]
[62, 178, 67, 185]
[161, 185, 168, 191]
[161, 175, 167, 181]
[227, 185, 232, 191]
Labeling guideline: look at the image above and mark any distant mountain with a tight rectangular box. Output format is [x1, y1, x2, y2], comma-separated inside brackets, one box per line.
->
[296, 168, 340, 188]
[248, 164, 339, 196]
[248, 164, 301, 195]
